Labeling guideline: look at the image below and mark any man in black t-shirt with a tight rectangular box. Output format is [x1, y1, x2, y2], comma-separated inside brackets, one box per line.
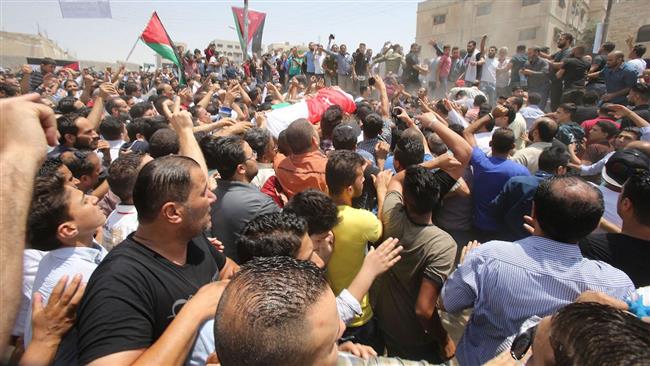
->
[587, 42, 615, 96]
[580, 169, 650, 287]
[557, 45, 590, 104]
[544, 32, 573, 111]
[403, 43, 425, 93]
[76, 155, 238, 365]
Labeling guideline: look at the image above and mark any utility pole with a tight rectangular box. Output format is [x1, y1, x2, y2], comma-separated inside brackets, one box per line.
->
[602, 0, 614, 41]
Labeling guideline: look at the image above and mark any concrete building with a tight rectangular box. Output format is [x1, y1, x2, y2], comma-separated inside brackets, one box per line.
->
[266, 42, 308, 54]
[0, 31, 138, 71]
[211, 39, 245, 63]
[606, 0, 650, 52]
[415, 0, 605, 61]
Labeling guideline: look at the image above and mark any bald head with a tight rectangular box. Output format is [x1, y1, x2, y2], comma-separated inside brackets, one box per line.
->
[285, 119, 317, 154]
[607, 51, 625, 68]
[533, 176, 604, 243]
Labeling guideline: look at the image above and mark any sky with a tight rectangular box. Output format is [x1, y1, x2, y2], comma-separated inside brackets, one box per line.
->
[1, 0, 419, 65]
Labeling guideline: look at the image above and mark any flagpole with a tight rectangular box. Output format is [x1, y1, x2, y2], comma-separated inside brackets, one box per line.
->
[125, 36, 140, 62]
[243, 0, 249, 61]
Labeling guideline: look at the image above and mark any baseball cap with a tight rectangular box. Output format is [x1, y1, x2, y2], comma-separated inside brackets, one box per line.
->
[601, 149, 650, 188]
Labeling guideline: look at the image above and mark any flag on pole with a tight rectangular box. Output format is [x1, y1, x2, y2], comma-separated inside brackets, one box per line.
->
[141, 12, 185, 84]
[231, 7, 266, 56]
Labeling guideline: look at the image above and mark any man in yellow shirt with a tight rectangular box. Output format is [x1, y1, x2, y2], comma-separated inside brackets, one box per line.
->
[325, 150, 387, 353]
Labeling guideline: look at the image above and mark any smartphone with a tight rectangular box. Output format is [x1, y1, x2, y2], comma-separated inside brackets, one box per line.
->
[368, 77, 376, 86]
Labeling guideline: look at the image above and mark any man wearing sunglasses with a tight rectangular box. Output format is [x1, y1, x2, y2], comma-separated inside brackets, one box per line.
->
[440, 176, 635, 365]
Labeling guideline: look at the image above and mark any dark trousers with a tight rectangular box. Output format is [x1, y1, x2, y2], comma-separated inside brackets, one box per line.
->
[341, 317, 385, 354]
[550, 80, 563, 112]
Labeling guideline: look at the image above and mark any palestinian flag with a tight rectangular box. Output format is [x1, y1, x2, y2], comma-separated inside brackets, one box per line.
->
[141, 12, 185, 84]
[231, 7, 266, 57]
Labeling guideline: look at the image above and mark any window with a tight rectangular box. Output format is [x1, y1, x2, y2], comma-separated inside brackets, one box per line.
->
[518, 27, 538, 41]
[637, 25, 650, 42]
[522, 0, 541, 6]
[227, 44, 233, 49]
[477, 3, 492, 16]
[558, 0, 565, 8]
[433, 14, 446, 25]
[217, 44, 223, 48]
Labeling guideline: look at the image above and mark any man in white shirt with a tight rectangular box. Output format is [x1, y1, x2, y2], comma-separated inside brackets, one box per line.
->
[103, 153, 152, 250]
[519, 92, 546, 130]
[99, 116, 126, 163]
[479, 46, 499, 106]
[24, 171, 108, 365]
[626, 38, 647, 78]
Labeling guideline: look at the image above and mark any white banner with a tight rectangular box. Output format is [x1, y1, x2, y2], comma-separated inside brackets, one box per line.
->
[59, 0, 112, 19]
[593, 22, 603, 54]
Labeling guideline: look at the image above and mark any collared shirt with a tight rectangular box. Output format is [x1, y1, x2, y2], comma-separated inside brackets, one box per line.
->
[525, 57, 550, 90]
[511, 141, 553, 174]
[103, 204, 139, 251]
[13, 249, 47, 337]
[580, 150, 614, 177]
[25, 242, 108, 365]
[441, 236, 635, 366]
[602, 63, 638, 104]
[275, 150, 328, 199]
[519, 105, 545, 130]
[210, 179, 280, 263]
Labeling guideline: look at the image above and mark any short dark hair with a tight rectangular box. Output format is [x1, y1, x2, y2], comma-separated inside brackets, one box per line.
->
[538, 145, 569, 173]
[130, 102, 153, 119]
[244, 127, 271, 160]
[57, 113, 81, 144]
[236, 212, 308, 263]
[601, 42, 616, 53]
[104, 97, 122, 115]
[468, 40, 477, 46]
[332, 123, 358, 150]
[148, 128, 179, 158]
[561, 32, 574, 43]
[214, 256, 329, 366]
[62, 150, 96, 179]
[362, 113, 384, 138]
[558, 103, 577, 119]
[473, 95, 487, 107]
[124, 82, 139, 96]
[326, 150, 366, 195]
[403, 165, 441, 215]
[143, 118, 169, 141]
[535, 117, 559, 142]
[490, 128, 515, 154]
[631, 83, 650, 101]
[37, 157, 64, 178]
[99, 116, 123, 140]
[127, 118, 148, 141]
[27, 173, 70, 251]
[57, 96, 78, 114]
[285, 119, 315, 154]
[284, 189, 339, 235]
[200, 135, 245, 179]
[394, 129, 424, 169]
[632, 44, 647, 58]
[133, 155, 199, 223]
[41, 57, 56, 66]
[321, 105, 343, 139]
[550, 302, 650, 365]
[508, 97, 524, 111]
[619, 127, 642, 141]
[108, 153, 146, 202]
[594, 120, 619, 139]
[533, 176, 604, 243]
[516, 45, 526, 52]
[527, 92, 542, 106]
[621, 169, 650, 226]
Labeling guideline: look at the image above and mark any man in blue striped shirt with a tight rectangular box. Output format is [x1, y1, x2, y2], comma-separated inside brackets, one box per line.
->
[441, 176, 635, 366]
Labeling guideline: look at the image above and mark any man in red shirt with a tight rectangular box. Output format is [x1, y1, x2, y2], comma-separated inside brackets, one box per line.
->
[581, 103, 620, 136]
[437, 45, 452, 98]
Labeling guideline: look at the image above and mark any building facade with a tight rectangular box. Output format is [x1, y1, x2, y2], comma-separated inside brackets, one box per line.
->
[606, 0, 650, 52]
[415, 0, 606, 61]
[211, 39, 245, 63]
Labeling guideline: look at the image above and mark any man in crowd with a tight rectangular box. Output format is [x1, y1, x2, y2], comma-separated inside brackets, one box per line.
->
[544, 32, 573, 111]
[442, 176, 635, 365]
[202, 135, 280, 263]
[580, 169, 650, 287]
[586, 41, 615, 95]
[403, 43, 426, 93]
[508, 45, 528, 91]
[511, 117, 559, 174]
[522, 47, 550, 111]
[591, 51, 638, 104]
[620, 82, 650, 129]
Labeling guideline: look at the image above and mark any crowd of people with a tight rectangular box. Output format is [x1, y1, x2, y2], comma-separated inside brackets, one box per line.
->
[1, 29, 650, 366]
